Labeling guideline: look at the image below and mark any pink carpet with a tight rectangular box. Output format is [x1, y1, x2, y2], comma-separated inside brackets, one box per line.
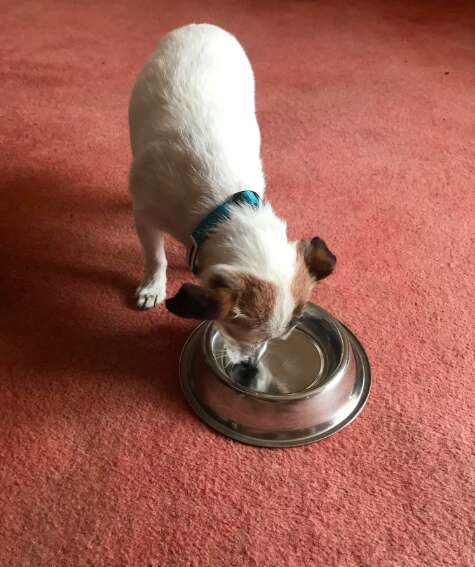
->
[1, 1, 473, 565]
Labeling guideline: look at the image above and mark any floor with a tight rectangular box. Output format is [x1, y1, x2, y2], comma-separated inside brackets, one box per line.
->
[0, 1, 473, 565]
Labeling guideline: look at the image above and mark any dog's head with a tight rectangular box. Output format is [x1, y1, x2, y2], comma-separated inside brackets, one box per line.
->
[166, 237, 336, 364]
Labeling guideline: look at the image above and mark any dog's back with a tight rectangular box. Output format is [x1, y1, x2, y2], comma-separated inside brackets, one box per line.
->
[129, 24, 265, 241]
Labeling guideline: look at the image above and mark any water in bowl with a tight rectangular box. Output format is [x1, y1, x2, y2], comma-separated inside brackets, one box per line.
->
[219, 328, 326, 395]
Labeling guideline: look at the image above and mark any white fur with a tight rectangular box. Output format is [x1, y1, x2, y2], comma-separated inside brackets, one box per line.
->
[129, 24, 264, 240]
[199, 203, 297, 337]
[129, 23, 297, 338]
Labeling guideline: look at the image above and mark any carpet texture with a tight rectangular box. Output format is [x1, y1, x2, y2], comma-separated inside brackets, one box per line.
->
[1, 1, 474, 565]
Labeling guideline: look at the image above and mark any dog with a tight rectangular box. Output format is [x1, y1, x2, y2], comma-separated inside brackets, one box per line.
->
[128, 23, 336, 365]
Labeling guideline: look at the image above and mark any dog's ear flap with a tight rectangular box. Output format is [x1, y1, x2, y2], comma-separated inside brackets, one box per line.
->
[165, 283, 232, 320]
[304, 237, 336, 281]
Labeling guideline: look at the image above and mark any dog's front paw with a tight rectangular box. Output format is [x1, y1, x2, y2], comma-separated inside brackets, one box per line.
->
[135, 277, 166, 310]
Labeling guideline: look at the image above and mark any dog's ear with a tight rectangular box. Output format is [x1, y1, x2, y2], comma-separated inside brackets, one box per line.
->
[304, 237, 336, 281]
[165, 283, 233, 320]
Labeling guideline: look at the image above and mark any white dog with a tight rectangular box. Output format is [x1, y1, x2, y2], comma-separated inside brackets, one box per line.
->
[129, 23, 336, 364]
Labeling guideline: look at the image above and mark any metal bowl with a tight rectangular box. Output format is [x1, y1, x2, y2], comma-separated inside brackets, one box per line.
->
[179, 303, 371, 448]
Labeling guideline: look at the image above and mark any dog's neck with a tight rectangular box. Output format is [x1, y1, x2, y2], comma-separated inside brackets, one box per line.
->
[197, 202, 296, 282]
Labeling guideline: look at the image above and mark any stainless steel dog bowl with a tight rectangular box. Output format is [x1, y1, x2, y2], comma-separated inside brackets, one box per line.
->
[179, 303, 371, 448]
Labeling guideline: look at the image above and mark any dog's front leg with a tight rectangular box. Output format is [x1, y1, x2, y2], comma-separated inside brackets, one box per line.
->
[133, 208, 167, 310]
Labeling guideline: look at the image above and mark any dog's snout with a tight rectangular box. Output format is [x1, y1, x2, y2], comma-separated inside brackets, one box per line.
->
[241, 342, 267, 366]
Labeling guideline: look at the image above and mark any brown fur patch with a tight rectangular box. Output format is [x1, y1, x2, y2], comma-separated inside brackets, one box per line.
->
[208, 270, 277, 327]
[237, 274, 277, 324]
[216, 273, 277, 345]
[292, 243, 315, 313]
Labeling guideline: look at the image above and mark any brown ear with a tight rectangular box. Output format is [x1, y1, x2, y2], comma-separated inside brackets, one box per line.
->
[165, 283, 232, 320]
[304, 237, 336, 281]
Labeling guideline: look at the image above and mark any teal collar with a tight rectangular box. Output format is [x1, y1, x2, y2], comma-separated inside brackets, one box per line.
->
[188, 190, 262, 273]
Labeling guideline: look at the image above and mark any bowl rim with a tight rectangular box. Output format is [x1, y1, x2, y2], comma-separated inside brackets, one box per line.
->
[201, 303, 352, 401]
